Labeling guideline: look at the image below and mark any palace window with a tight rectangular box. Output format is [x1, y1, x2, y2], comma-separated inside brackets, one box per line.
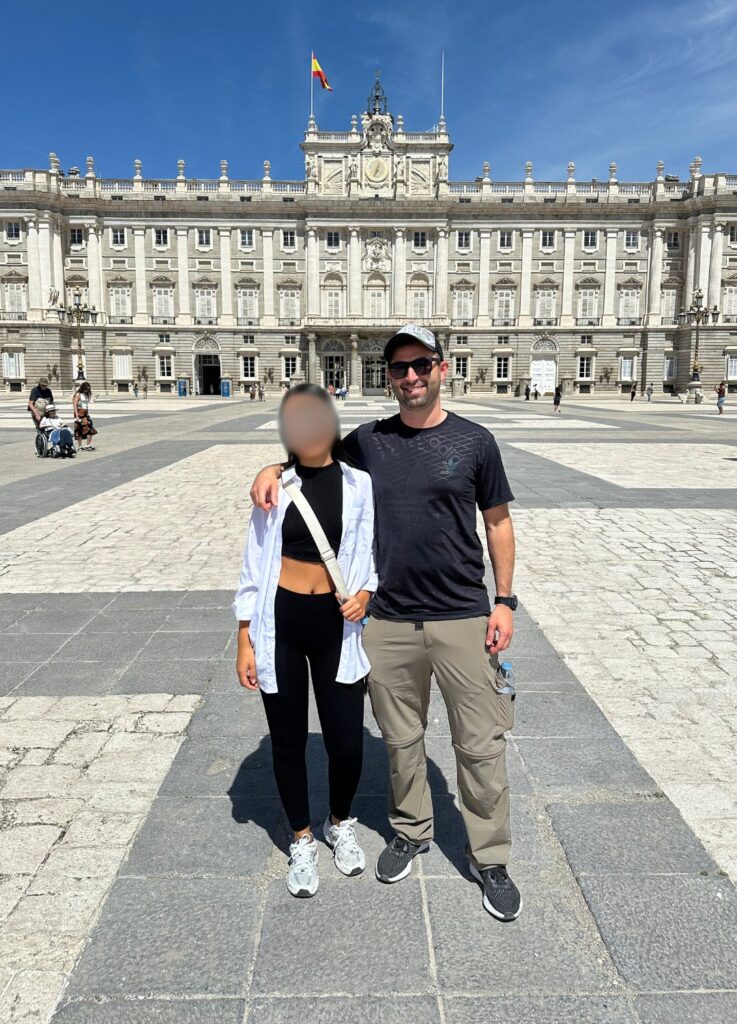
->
[625, 229, 639, 249]
[535, 288, 556, 320]
[195, 288, 217, 320]
[70, 227, 84, 246]
[727, 354, 737, 379]
[283, 355, 298, 379]
[242, 355, 257, 379]
[499, 230, 512, 249]
[578, 355, 593, 380]
[109, 286, 132, 318]
[111, 227, 126, 247]
[664, 353, 678, 380]
[155, 228, 169, 247]
[153, 287, 174, 318]
[240, 229, 254, 248]
[457, 230, 471, 250]
[541, 229, 555, 249]
[284, 334, 297, 345]
[112, 353, 132, 379]
[282, 230, 296, 249]
[619, 288, 640, 320]
[197, 228, 211, 248]
[453, 289, 473, 321]
[729, 225, 737, 244]
[2, 349, 24, 377]
[413, 231, 427, 250]
[494, 289, 515, 321]
[666, 230, 679, 251]
[280, 289, 300, 320]
[5, 221, 21, 241]
[583, 230, 598, 249]
[3, 281, 27, 313]
[578, 288, 599, 320]
[661, 290, 678, 322]
[326, 231, 340, 249]
[580, 334, 593, 345]
[619, 356, 636, 381]
[367, 288, 384, 318]
[497, 335, 510, 345]
[158, 354, 173, 378]
[723, 285, 737, 316]
[454, 355, 469, 379]
[410, 283, 430, 320]
[238, 288, 259, 320]
[495, 355, 510, 380]
[324, 288, 343, 318]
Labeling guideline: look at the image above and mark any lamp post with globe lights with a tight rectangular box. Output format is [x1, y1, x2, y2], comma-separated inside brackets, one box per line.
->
[677, 288, 719, 403]
[58, 288, 98, 383]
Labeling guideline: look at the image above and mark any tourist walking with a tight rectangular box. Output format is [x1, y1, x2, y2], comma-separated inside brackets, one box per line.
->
[258, 383, 265, 402]
[524, 383, 531, 401]
[715, 381, 726, 414]
[235, 384, 377, 899]
[72, 382, 98, 451]
[553, 385, 562, 413]
[533, 385, 539, 401]
[630, 383, 637, 402]
[133, 382, 139, 399]
[250, 324, 522, 921]
[646, 382, 654, 403]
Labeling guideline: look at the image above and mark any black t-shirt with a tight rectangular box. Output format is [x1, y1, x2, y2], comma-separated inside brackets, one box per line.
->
[281, 461, 343, 563]
[29, 385, 53, 405]
[342, 412, 514, 621]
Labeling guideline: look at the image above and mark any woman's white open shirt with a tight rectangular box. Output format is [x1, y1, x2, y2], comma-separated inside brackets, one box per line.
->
[232, 461, 378, 693]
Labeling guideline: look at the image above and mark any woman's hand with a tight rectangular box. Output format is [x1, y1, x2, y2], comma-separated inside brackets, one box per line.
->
[250, 464, 283, 511]
[236, 625, 259, 690]
[339, 590, 370, 623]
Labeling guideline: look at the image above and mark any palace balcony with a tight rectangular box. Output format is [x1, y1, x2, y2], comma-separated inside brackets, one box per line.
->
[109, 316, 133, 324]
[534, 317, 559, 326]
[194, 317, 218, 326]
[617, 317, 642, 326]
[492, 317, 517, 326]
[576, 317, 601, 326]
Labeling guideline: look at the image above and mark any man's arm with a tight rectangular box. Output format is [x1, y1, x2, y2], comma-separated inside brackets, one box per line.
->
[250, 427, 364, 511]
[482, 503, 515, 654]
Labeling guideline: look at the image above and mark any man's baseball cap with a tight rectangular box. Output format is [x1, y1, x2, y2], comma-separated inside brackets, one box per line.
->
[384, 324, 443, 363]
[38, 376, 49, 386]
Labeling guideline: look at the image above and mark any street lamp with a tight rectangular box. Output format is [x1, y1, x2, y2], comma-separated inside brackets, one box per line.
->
[677, 288, 719, 403]
[58, 288, 98, 382]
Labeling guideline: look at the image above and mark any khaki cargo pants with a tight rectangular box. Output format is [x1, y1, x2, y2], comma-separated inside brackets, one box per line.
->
[362, 615, 513, 868]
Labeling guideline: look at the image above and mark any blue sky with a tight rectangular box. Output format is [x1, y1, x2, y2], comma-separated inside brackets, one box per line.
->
[3, 0, 737, 183]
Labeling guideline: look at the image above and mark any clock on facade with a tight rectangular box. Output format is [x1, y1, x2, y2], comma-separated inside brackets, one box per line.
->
[365, 157, 389, 183]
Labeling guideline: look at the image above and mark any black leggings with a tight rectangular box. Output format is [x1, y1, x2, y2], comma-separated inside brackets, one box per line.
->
[261, 586, 365, 832]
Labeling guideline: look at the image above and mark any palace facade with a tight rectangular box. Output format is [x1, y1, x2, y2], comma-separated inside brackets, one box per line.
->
[2, 76, 737, 397]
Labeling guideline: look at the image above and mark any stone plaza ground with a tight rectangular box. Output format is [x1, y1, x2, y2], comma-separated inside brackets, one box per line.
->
[1, 389, 736, 1023]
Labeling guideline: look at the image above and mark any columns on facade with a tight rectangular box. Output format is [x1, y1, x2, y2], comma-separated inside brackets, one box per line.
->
[434, 226, 448, 317]
[307, 333, 317, 383]
[518, 229, 534, 326]
[697, 219, 712, 296]
[602, 228, 618, 327]
[219, 227, 234, 325]
[708, 220, 724, 309]
[306, 226, 319, 316]
[38, 214, 53, 317]
[560, 228, 576, 326]
[262, 229, 275, 322]
[348, 226, 361, 316]
[132, 226, 147, 324]
[684, 220, 697, 302]
[86, 221, 103, 316]
[52, 215, 65, 306]
[646, 226, 664, 325]
[176, 227, 192, 324]
[25, 216, 43, 318]
[392, 227, 406, 316]
[477, 229, 491, 326]
[350, 333, 359, 391]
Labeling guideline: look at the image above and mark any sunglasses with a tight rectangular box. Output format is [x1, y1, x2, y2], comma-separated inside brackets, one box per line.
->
[388, 356, 441, 380]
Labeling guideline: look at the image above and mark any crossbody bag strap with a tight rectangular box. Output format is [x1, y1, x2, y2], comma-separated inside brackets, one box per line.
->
[283, 478, 350, 602]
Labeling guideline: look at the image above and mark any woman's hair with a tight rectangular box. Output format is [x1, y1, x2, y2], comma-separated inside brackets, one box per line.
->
[77, 382, 91, 396]
[278, 383, 350, 467]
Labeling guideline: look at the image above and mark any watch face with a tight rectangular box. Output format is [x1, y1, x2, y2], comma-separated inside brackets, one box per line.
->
[365, 156, 388, 183]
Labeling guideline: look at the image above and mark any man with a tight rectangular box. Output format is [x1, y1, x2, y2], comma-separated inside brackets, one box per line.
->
[28, 376, 54, 425]
[250, 324, 521, 921]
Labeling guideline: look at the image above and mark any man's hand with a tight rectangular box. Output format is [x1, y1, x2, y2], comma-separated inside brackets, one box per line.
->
[250, 464, 282, 511]
[339, 591, 370, 623]
[486, 604, 513, 654]
[236, 625, 259, 691]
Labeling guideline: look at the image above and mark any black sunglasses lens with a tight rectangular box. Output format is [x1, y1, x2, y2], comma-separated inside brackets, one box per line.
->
[389, 358, 435, 379]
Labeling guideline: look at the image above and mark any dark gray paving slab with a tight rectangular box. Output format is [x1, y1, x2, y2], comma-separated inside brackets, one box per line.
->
[514, 692, 616, 738]
[634, 993, 737, 1024]
[505, 655, 581, 687]
[113, 659, 216, 695]
[53, 1000, 246, 1024]
[16, 661, 130, 696]
[0, 661, 38, 694]
[2, 633, 68, 662]
[248, 997, 441, 1023]
[62, 876, 260, 999]
[178, 590, 234, 608]
[49, 632, 153, 663]
[252, 876, 433, 995]
[549, 800, 717, 875]
[85, 609, 173, 633]
[516, 736, 660, 798]
[425, 872, 618, 995]
[105, 591, 186, 610]
[138, 631, 231, 661]
[122, 795, 281, 876]
[443, 995, 637, 1024]
[2, 608, 96, 634]
[187, 693, 269, 738]
[161, 608, 235, 632]
[579, 874, 737, 990]
[160, 733, 278, 799]
[0, 594, 47, 612]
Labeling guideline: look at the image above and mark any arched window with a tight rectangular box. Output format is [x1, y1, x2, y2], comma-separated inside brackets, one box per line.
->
[321, 272, 345, 319]
[364, 272, 388, 319]
[408, 273, 430, 320]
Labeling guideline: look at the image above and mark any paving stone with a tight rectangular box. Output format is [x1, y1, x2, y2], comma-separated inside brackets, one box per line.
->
[549, 800, 717, 874]
[3, 608, 97, 634]
[186, 693, 269, 738]
[85, 609, 172, 632]
[634, 993, 737, 1024]
[2, 635, 68, 662]
[52, 1000, 247, 1024]
[252, 877, 433, 995]
[0, 663, 38, 695]
[49, 633, 153, 663]
[513, 692, 616, 737]
[122, 795, 280, 876]
[138, 632, 231, 661]
[0, 823, 63, 874]
[113, 659, 215, 694]
[248, 997, 441, 1023]
[0, 969, 65, 1024]
[579, 874, 737, 989]
[16, 662, 130, 697]
[105, 592, 185, 610]
[425, 872, 619, 995]
[160, 733, 278, 798]
[515, 736, 660, 797]
[442, 995, 637, 1024]
[63, 876, 261, 998]
[160, 607, 235, 632]
[178, 591, 234, 608]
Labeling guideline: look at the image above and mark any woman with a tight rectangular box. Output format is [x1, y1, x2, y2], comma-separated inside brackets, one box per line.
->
[72, 382, 97, 451]
[553, 385, 562, 413]
[233, 384, 377, 898]
[715, 381, 726, 414]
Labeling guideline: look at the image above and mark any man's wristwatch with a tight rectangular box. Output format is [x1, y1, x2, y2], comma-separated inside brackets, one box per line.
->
[494, 595, 518, 611]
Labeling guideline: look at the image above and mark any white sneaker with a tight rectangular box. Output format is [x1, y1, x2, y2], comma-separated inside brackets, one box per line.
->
[322, 815, 366, 877]
[286, 835, 319, 898]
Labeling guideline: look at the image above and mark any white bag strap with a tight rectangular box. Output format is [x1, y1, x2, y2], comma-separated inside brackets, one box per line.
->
[283, 477, 350, 602]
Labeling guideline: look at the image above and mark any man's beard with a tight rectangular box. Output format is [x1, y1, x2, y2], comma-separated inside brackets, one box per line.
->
[393, 374, 441, 410]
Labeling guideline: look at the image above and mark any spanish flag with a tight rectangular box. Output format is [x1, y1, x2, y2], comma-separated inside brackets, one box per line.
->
[312, 53, 333, 92]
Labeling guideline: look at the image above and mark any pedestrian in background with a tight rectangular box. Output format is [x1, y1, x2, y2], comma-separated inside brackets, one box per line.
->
[646, 382, 654, 403]
[553, 385, 562, 413]
[142, 380, 148, 399]
[258, 383, 266, 402]
[133, 382, 139, 399]
[73, 382, 97, 451]
[524, 383, 531, 401]
[630, 383, 637, 402]
[715, 381, 726, 414]
[28, 376, 54, 426]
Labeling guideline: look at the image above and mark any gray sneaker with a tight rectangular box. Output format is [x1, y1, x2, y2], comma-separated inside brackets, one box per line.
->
[375, 834, 430, 883]
[322, 815, 365, 876]
[286, 835, 319, 898]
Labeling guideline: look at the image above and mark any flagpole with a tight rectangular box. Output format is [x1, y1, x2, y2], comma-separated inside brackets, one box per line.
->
[310, 50, 314, 119]
[440, 50, 445, 120]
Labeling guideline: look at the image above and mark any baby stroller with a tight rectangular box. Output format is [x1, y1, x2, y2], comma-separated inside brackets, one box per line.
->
[33, 400, 76, 459]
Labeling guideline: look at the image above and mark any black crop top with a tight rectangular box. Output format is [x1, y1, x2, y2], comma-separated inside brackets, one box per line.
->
[281, 461, 343, 563]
